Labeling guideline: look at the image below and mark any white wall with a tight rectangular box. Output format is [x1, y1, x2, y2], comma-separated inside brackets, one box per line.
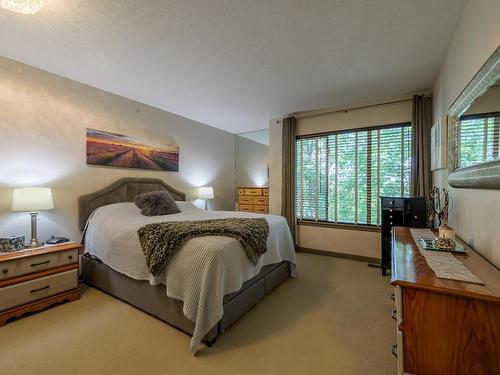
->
[0, 57, 236, 243]
[433, 0, 500, 267]
[235, 135, 269, 189]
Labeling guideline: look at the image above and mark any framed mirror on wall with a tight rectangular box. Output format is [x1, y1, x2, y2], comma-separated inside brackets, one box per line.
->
[447, 45, 500, 189]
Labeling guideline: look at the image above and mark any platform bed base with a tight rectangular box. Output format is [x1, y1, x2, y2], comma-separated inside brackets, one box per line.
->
[81, 255, 291, 345]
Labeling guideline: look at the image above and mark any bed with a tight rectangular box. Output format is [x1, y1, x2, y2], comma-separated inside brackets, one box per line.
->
[79, 178, 296, 353]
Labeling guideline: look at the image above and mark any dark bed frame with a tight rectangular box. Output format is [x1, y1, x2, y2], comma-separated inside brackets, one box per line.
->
[79, 177, 291, 345]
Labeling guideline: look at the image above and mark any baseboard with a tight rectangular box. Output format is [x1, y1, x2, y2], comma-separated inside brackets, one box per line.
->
[297, 247, 380, 264]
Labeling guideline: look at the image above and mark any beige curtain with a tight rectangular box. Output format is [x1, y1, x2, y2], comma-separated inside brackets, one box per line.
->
[411, 94, 433, 197]
[281, 116, 297, 243]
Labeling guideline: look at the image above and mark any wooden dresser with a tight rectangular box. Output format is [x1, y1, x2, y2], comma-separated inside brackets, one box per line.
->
[0, 242, 81, 326]
[391, 227, 500, 375]
[237, 187, 269, 213]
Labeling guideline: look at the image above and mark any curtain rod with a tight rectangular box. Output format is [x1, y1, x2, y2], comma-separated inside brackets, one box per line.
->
[289, 93, 431, 120]
[290, 98, 412, 120]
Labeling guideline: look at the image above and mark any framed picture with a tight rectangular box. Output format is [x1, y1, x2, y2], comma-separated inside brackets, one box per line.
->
[86, 128, 179, 171]
[431, 116, 447, 170]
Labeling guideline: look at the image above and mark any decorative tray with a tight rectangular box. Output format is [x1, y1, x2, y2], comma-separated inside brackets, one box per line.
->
[418, 238, 467, 254]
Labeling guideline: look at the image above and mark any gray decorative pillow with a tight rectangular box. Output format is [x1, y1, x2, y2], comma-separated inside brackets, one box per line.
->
[134, 191, 180, 216]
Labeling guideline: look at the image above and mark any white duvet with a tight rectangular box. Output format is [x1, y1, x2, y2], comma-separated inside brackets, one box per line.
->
[83, 202, 296, 353]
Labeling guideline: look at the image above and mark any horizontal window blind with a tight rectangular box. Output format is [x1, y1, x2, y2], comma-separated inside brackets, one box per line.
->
[296, 123, 411, 226]
[458, 112, 500, 168]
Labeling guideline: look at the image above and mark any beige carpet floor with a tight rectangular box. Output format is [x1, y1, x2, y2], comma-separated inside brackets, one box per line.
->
[0, 253, 396, 375]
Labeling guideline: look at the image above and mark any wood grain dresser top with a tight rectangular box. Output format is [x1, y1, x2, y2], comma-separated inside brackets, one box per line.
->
[391, 227, 500, 303]
[0, 242, 81, 262]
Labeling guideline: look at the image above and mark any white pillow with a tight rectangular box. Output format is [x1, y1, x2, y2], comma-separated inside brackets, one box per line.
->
[175, 201, 203, 213]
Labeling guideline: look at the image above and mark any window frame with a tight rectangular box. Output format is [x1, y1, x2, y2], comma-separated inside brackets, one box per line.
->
[296, 122, 412, 230]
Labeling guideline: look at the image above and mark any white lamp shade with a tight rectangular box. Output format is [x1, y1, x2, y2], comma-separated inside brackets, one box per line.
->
[12, 187, 54, 212]
[198, 186, 214, 200]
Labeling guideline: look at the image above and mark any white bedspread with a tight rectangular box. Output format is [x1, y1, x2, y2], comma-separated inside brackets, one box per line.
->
[83, 202, 296, 353]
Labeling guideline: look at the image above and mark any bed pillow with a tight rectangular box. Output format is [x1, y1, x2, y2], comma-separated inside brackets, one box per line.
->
[134, 191, 180, 216]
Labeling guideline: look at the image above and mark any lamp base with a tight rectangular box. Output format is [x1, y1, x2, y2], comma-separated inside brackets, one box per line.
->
[28, 239, 41, 248]
[28, 211, 41, 248]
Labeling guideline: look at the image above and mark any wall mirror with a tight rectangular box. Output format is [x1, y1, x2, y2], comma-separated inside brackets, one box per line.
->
[448, 45, 500, 189]
[235, 129, 269, 188]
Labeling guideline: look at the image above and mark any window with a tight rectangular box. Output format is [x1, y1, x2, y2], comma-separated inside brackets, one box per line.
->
[457, 112, 500, 168]
[296, 123, 411, 226]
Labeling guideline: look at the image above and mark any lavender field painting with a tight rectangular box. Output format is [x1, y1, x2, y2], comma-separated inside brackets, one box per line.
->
[86, 128, 179, 171]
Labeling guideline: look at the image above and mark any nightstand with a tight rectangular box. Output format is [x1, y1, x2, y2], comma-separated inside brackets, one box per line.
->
[0, 242, 81, 326]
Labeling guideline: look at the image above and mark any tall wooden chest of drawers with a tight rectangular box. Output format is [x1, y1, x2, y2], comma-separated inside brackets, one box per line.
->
[237, 187, 269, 213]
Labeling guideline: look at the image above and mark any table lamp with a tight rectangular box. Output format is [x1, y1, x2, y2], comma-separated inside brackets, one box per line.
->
[11, 187, 54, 247]
[198, 186, 214, 210]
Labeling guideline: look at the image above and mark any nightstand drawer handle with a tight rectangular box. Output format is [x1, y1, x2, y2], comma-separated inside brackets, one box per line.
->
[2, 269, 8, 274]
[30, 260, 51, 267]
[68, 255, 73, 260]
[30, 285, 50, 293]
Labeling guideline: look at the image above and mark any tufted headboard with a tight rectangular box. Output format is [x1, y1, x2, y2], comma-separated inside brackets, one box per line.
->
[78, 177, 186, 230]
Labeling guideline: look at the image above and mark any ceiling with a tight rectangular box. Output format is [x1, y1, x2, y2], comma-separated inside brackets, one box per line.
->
[0, 0, 466, 133]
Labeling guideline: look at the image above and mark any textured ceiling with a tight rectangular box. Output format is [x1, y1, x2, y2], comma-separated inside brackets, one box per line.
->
[0, 0, 466, 133]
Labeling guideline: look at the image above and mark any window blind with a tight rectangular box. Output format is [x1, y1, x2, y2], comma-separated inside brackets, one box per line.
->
[458, 112, 500, 168]
[296, 123, 411, 226]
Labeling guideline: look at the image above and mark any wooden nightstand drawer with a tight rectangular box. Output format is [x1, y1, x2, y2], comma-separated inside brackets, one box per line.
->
[0, 269, 78, 312]
[239, 204, 253, 212]
[0, 249, 78, 281]
[239, 196, 253, 204]
[253, 196, 269, 205]
[244, 188, 262, 196]
[254, 206, 269, 213]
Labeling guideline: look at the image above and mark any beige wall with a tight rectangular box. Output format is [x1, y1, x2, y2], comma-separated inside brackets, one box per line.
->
[235, 136, 268, 190]
[269, 118, 283, 215]
[433, 0, 500, 268]
[271, 102, 412, 258]
[0, 57, 236, 243]
[297, 101, 412, 135]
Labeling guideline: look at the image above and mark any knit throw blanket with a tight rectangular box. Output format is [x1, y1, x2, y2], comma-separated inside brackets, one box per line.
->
[137, 218, 269, 276]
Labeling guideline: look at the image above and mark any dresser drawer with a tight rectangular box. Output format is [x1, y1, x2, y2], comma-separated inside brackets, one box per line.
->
[253, 196, 269, 205]
[254, 206, 269, 214]
[244, 188, 262, 196]
[239, 196, 253, 204]
[0, 269, 78, 312]
[239, 204, 253, 212]
[0, 249, 78, 281]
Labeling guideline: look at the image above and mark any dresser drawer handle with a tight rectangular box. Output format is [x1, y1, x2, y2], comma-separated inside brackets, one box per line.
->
[68, 255, 73, 260]
[2, 269, 8, 274]
[31, 260, 51, 267]
[30, 285, 50, 293]
[392, 344, 398, 358]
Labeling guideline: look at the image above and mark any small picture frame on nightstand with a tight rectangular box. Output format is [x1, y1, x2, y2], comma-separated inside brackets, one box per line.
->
[0, 236, 25, 253]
